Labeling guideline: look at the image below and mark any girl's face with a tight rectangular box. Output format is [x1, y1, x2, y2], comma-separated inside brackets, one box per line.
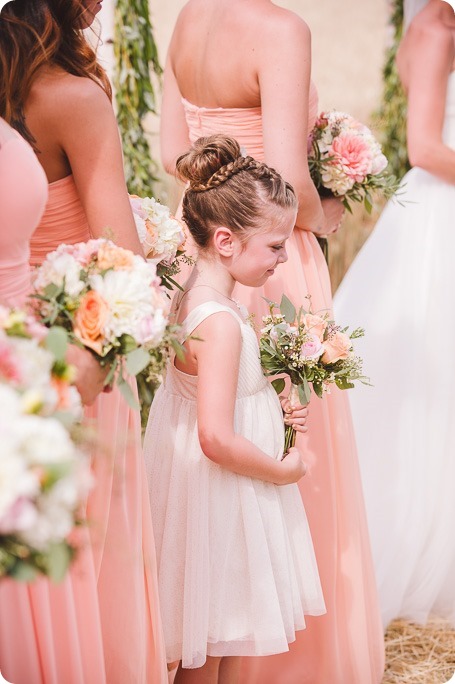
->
[229, 206, 297, 288]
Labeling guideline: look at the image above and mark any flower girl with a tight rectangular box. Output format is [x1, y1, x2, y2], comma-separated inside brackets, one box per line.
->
[144, 135, 325, 683]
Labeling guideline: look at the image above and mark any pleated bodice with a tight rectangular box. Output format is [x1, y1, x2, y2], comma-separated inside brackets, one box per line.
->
[182, 81, 319, 161]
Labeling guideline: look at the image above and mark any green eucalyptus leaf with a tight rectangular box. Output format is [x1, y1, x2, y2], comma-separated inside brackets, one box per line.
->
[47, 543, 72, 583]
[279, 294, 296, 324]
[118, 377, 140, 411]
[44, 326, 69, 361]
[271, 378, 286, 395]
[298, 377, 311, 406]
[10, 561, 39, 582]
[125, 347, 151, 376]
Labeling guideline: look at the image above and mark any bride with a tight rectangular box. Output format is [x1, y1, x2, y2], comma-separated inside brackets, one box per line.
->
[335, 0, 455, 629]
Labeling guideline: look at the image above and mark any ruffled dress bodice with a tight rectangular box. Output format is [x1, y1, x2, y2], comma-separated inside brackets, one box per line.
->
[30, 175, 90, 266]
[182, 81, 319, 160]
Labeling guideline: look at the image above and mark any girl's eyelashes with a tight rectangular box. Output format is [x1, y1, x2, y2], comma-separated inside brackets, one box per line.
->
[271, 244, 284, 251]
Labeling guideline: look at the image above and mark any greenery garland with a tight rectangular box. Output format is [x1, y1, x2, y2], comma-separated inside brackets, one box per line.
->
[114, 0, 162, 196]
[374, 0, 410, 180]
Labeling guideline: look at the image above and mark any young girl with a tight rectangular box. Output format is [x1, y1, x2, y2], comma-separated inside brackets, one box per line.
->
[143, 135, 325, 683]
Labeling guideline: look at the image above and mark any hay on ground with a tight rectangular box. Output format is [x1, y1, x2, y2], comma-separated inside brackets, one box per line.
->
[383, 618, 455, 684]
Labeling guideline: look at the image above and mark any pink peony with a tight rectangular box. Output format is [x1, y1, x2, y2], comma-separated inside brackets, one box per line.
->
[0, 340, 22, 384]
[329, 132, 373, 183]
[300, 333, 324, 360]
[0, 496, 38, 534]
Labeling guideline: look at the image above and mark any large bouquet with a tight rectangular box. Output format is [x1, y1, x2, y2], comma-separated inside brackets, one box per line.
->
[32, 238, 183, 408]
[259, 295, 367, 452]
[0, 306, 91, 581]
[130, 195, 193, 290]
[308, 110, 400, 212]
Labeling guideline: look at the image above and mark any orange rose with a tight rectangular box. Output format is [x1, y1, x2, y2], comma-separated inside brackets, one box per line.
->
[74, 291, 108, 355]
[303, 313, 327, 342]
[321, 331, 352, 364]
[97, 242, 134, 271]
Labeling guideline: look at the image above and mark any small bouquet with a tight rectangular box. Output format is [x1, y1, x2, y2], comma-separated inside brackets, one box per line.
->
[0, 306, 91, 582]
[308, 110, 400, 213]
[130, 195, 193, 290]
[259, 295, 368, 452]
[32, 238, 183, 409]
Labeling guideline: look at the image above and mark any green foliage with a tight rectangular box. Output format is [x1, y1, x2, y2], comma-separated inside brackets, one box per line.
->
[373, 0, 410, 181]
[114, 0, 162, 196]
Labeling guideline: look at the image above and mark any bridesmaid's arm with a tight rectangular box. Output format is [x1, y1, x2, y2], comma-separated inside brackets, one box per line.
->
[404, 23, 455, 184]
[55, 77, 143, 254]
[257, 15, 341, 236]
[160, 54, 192, 176]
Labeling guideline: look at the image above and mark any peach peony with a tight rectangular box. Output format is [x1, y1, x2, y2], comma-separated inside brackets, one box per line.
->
[74, 291, 109, 355]
[330, 132, 372, 183]
[97, 242, 134, 271]
[321, 331, 352, 364]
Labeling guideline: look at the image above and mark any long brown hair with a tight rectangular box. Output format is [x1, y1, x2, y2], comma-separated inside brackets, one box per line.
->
[0, 0, 112, 145]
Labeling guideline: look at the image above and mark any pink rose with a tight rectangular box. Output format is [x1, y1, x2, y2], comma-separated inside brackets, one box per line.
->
[0, 340, 21, 384]
[321, 331, 352, 364]
[330, 132, 373, 183]
[303, 314, 327, 342]
[0, 496, 38, 534]
[301, 333, 324, 360]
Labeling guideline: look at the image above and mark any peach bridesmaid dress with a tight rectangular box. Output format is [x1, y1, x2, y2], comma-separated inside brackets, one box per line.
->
[28, 175, 168, 684]
[178, 84, 385, 683]
[0, 124, 107, 683]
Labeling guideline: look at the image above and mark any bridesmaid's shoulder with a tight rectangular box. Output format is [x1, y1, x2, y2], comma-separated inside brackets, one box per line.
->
[258, 5, 311, 44]
[29, 69, 112, 122]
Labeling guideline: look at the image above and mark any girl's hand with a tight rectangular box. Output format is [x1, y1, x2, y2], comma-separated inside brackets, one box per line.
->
[66, 344, 109, 406]
[315, 197, 345, 236]
[279, 447, 307, 484]
[280, 397, 309, 434]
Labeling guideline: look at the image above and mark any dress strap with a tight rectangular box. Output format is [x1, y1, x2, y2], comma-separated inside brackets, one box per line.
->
[182, 301, 244, 339]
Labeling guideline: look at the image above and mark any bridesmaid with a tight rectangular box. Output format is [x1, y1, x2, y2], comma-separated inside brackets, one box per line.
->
[0, 117, 109, 684]
[0, 2, 167, 682]
[160, 1, 385, 682]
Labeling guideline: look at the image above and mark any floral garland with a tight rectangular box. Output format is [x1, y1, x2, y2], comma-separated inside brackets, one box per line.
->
[114, 0, 162, 196]
[373, 0, 410, 181]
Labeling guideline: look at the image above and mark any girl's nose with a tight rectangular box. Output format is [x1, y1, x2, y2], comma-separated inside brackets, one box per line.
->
[279, 248, 288, 264]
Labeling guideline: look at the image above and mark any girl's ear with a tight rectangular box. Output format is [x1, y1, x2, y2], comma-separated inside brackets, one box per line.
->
[212, 226, 235, 257]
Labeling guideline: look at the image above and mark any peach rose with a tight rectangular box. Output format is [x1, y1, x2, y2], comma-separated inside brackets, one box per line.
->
[74, 291, 109, 355]
[321, 331, 352, 364]
[303, 314, 327, 342]
[97, 242, 134, 271]
[330, 132, 372, 183]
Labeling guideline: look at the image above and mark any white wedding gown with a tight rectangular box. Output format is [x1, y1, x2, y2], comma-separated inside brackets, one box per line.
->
[334, 71, 455, 629]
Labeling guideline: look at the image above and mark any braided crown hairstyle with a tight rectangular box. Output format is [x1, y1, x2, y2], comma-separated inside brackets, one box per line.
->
[176, 135, 297, 249]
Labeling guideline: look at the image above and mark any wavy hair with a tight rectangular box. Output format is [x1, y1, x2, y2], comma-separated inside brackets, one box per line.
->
[0, 0, 111, 145]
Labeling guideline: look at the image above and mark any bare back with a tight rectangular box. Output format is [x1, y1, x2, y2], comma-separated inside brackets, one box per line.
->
[170, 0, 304, 108]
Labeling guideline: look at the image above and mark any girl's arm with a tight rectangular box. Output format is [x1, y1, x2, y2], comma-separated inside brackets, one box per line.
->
[55, 77, 144, 254]
[404, 24, 455, 183]
[194, 312, 305, 485]
[160, 53, 192, 175]
[257, 14, 342, 235]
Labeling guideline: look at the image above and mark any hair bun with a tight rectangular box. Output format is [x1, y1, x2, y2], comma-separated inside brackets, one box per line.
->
[176, 135, 241, 185]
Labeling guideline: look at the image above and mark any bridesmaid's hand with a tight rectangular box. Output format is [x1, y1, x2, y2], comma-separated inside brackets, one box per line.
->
[280, 397, 309, 434]
[66, 344, 109, 406]
[316, 197, 345, 236]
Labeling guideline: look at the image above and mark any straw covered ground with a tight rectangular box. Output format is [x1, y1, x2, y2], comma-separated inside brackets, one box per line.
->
[383, 618, 455, 684]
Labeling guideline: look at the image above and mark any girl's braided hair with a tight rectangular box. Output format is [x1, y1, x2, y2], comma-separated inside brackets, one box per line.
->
[176, 135, 297, 249]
